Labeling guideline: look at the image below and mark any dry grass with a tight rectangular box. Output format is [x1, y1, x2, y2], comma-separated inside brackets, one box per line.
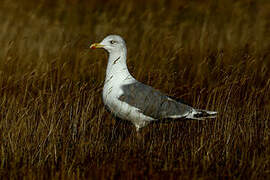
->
[0, 0, 270, 179]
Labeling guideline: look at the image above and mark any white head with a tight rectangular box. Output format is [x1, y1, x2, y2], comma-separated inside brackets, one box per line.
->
[90, 35, 126, 54]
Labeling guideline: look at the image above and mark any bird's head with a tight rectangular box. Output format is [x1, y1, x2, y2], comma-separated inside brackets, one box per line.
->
[90, 35, 126, 54]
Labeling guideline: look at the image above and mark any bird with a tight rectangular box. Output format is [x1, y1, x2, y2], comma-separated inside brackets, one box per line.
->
[90, 35, 217, 132]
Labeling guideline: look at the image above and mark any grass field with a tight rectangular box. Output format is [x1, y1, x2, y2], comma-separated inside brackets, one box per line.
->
[0, 0, 270, 179]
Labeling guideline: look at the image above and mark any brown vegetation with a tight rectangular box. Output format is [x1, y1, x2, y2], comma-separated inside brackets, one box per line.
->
[0, 0, 269, 179]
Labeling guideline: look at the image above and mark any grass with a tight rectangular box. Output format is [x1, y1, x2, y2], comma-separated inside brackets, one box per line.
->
[0, 0, 269, 179]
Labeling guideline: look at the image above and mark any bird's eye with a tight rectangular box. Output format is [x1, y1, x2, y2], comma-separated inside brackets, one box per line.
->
[110, 40, 116, 44]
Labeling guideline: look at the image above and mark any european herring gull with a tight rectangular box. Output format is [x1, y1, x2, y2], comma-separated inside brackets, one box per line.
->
[90, 35, 217, 131]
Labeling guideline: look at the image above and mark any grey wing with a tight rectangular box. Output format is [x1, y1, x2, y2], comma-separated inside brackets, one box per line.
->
[118, 82, 193, 119]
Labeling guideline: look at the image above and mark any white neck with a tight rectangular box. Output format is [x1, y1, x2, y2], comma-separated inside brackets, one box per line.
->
[105, 49, 134, 84]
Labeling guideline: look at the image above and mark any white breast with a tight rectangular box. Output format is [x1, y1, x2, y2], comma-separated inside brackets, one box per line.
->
[102, 51, 155, 129]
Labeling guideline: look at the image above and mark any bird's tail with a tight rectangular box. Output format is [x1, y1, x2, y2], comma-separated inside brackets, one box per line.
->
[186, 109, 217, 120]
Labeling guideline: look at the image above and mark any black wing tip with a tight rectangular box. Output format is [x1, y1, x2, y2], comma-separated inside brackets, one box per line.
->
[194, 110, 217, 118]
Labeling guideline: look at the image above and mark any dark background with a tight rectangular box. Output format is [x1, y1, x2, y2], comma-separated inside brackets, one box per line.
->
[0, 0, 269, 179]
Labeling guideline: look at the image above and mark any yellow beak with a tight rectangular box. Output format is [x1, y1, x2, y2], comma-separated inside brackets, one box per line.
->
[90, 43, 104, 49]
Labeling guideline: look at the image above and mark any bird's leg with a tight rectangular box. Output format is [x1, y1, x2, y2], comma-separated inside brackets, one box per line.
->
[136, 126, 140, 132]
[135, 126, 143, 140]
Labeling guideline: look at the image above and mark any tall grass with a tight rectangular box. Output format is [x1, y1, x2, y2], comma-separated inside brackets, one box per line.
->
[0, 0, 269, 179]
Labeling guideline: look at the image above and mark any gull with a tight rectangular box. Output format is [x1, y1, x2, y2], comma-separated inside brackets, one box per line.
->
[90, 35, 217, 132]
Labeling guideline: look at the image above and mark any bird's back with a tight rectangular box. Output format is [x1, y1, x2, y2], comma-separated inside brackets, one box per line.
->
[118, 82, 193, 119]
